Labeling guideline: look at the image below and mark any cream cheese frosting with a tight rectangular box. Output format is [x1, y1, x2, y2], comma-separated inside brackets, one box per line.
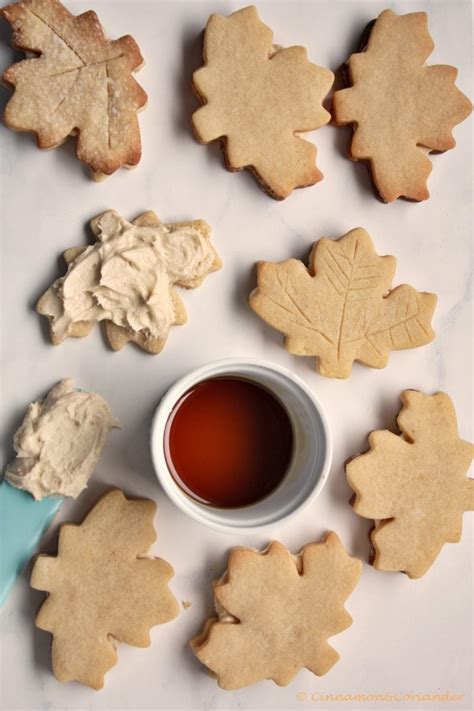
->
[5, 379, 119, 500]
[37, 210, 220, 344]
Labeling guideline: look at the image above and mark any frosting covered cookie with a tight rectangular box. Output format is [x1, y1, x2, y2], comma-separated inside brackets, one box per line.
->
[37, 210, 221, 354]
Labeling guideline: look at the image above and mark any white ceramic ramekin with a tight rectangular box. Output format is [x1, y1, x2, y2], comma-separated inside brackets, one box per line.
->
[150, 358, 332, 534]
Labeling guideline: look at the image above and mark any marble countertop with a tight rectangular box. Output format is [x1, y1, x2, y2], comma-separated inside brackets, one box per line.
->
[0, 1, 472, 710]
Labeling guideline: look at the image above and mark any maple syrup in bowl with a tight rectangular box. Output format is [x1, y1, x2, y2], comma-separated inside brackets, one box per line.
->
[164, 377, 294, 509]
[151, 358, 332, 533]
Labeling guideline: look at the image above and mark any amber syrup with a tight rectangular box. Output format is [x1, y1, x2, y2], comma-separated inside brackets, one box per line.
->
[164, 377, 294, 508]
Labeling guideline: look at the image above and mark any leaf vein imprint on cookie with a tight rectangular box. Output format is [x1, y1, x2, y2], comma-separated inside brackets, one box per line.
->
[36, 209, 222, 354]
[1, 0, 148, 179]
[249, 227, 437, 378]
[192, 5, 334, 199]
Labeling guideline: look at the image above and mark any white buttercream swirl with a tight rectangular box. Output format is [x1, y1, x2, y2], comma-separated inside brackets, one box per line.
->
[39, 211, 219, 343]
[5, 379, 119, 500]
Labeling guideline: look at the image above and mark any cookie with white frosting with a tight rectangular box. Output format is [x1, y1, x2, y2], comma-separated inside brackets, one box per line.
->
[37, 210, 222, 354]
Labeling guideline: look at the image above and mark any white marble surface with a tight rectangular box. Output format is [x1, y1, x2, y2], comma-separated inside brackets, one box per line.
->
[0, 1, 472, 709]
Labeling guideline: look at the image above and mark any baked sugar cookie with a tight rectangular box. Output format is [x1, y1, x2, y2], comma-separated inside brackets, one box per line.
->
[192, 6, 334, 199]
[249, 228, 437, 378]
[191, 532, 361, 689]
[346, 391, 474, 578]
[332, 10, 472, 202]
[1, 0, 147, 179]
[31, 489, 179, 689]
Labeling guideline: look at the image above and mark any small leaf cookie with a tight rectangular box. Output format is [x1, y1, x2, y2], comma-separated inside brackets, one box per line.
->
[191, 532, 362, 690]
[192, 6, 334, 200]
[346, 391, 474, 578]
[332, 10, 472, 202]
[31, 489, 179, 689]
[1, 0, 147, 179]
[249, 227, 437, 378]
[37, 209, 221, 354]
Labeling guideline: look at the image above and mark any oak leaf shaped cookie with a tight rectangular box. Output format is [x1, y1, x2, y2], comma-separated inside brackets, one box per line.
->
[1, 0, 147, 179]
[191, 532, 362, 690]
[332, 10, 472, 202]
[249, 228, 437, 378]
[346, 391, 474, 579]
[192, 5, 334, 200]
[36, 209, 221, 354]
[30, 489, 179, 689]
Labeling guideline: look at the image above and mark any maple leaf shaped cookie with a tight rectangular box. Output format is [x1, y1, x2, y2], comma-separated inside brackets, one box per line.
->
[332, 10, 472, 202]
[30, 489, 179, 689]
[192, 6, 334, 200]
[346, 391, 474, 579]
[1, 0, 147, 179]
[191, 532, 362, 690]
[249, 228, 437, 378]
[36, 209, 221, 354]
